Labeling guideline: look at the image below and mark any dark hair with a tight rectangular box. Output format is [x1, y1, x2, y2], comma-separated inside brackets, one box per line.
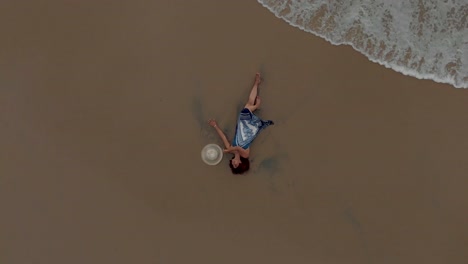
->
[229, 157, 250, 175]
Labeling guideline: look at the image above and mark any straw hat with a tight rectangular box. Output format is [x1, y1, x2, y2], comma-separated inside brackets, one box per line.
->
[201, 144, 223, 165]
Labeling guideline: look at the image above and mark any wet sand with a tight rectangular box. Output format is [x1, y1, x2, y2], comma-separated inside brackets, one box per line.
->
[1, 0, 467, 263]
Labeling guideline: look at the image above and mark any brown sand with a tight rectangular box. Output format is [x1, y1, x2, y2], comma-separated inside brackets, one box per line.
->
[1, 1, 467, 263]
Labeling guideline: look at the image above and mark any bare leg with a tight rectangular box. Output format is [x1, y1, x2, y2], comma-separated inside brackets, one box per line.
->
[245, 73, 262, 111]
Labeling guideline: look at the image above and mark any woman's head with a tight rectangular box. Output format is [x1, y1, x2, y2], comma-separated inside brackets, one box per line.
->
[229, 156, 250, 174]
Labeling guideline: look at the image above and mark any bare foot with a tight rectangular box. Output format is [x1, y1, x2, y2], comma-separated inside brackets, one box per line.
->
[255, 72, 262, 85]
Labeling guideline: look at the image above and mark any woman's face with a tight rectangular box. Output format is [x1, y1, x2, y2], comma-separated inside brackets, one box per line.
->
[231, 158, 241, 168]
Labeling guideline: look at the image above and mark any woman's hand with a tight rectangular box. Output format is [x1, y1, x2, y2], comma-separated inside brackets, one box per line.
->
[208, 119, 218, 128]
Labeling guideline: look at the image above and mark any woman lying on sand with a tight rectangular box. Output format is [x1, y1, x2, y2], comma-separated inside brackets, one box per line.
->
[208, 73, 274, 174]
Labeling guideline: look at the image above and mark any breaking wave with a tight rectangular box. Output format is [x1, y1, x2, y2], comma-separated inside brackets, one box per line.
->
[258, 0, 468, 88]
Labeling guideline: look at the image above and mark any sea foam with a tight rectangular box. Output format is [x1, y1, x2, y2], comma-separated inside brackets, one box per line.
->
[258, 0, 468, 88]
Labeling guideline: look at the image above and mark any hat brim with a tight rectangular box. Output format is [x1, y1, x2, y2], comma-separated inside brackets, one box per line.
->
[201, 144, 223, 165]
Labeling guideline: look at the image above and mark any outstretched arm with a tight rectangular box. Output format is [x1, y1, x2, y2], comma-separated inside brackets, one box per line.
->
[208, 119, 231, 149]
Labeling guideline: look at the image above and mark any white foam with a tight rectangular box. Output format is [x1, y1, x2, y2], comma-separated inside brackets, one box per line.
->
[258, 0, 468, 88]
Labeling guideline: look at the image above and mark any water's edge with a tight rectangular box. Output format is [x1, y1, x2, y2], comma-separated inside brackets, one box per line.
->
[257, 0, 466, 89]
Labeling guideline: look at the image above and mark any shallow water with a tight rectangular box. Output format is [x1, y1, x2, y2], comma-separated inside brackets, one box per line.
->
[258, 0, 468, 88]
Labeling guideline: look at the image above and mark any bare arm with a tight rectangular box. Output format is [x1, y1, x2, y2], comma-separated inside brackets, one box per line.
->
[213, 126, 231, 149]
[208, 119, 231, 149]
[224, 146, 250, 158]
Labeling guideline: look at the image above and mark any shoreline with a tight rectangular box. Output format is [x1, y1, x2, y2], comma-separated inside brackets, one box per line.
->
[256, 0, 467, 89]
[1, 0, 467, 263]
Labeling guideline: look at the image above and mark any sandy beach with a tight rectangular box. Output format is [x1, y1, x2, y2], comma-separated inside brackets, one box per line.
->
[1, 0, 467, 263]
